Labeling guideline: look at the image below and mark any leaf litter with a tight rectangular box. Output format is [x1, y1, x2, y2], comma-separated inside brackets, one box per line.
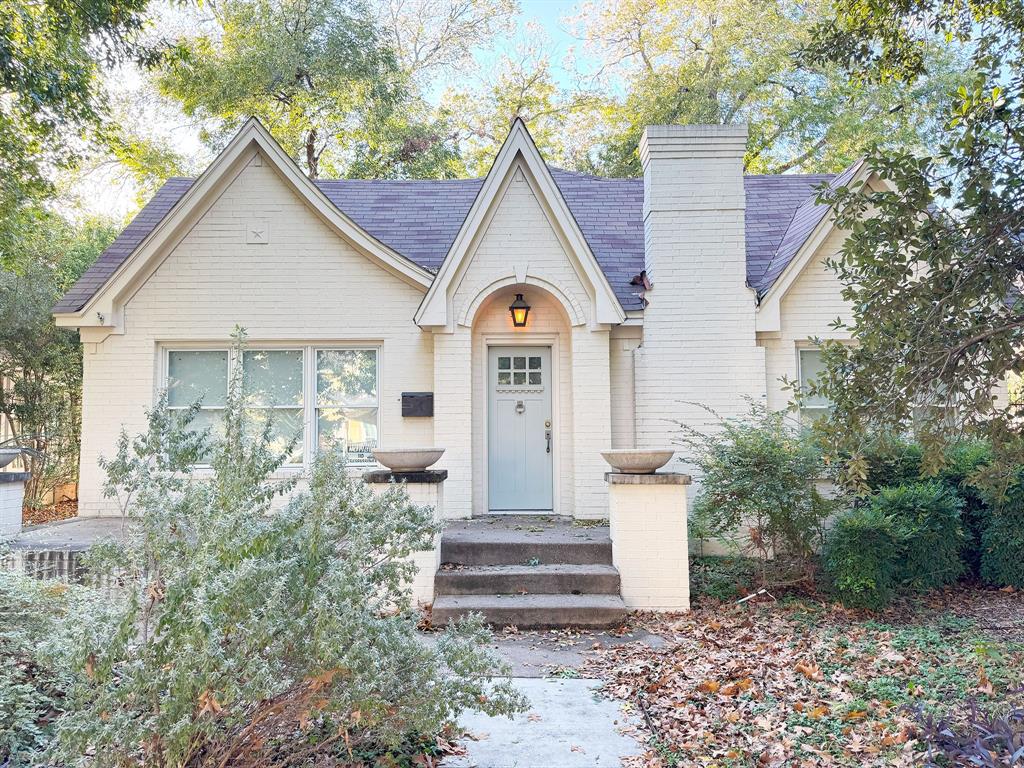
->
[579, 586, 1024, 767]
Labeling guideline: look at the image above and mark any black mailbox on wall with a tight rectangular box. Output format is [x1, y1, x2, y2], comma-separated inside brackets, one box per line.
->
[401, 392, 434, 417]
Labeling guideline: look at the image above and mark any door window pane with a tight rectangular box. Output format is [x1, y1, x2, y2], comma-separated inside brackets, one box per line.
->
[167, 351, 228, 407]
[529, 356, 541, 369]
[498, 356, 510, 370]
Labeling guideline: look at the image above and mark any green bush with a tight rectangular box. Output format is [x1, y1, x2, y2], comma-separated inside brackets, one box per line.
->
[870, 482, 964, 590]
[684, 404, 836, 586]
[979, 475, 1024, 588]
[824, 506, 901, 610]
[938, 441, 993, 577]
[860, 439, 923, 492]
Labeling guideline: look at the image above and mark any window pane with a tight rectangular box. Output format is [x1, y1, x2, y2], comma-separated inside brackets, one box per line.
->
[318, 406, 378, 463]
[529, 372, 541, 385]
[799, 350, 831, 409]
[513, 356, 526, 369]
[498, 356, 510, 370]
[497, 371, 511, 385]
[246, 408, 303, 464]
[317, 350, 377, 406]
[513, 371, 526, 385]
[168, 351, 228, 407]
[529, 356, 541, 370]
[243, 350, 303, 407]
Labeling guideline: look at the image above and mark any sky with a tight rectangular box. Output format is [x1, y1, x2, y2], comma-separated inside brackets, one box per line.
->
[67, 0, 595, 221]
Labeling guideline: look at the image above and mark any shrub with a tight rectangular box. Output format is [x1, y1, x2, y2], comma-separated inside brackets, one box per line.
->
[870, 482, 964, 590]
[43, 332, 526, 767]
[859, 438, 923, 492]
[683, 404, 836, 586]
[938, 441, 993, 578]
[824, 506, 901, 610]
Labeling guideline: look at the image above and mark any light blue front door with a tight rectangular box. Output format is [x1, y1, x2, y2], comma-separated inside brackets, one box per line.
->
[488, 346, 553, 511]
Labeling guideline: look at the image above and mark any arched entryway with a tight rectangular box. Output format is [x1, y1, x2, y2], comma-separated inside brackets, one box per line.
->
[470, 286, 574, 515]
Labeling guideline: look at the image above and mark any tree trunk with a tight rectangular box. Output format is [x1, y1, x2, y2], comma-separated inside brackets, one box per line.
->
[305, 129, 319, 179]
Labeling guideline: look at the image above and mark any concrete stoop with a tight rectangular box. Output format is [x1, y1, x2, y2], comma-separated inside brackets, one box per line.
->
[431, 515, 628, 629]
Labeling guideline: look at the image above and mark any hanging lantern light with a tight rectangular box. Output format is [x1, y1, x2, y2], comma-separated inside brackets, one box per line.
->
[509, 293, 530, 327]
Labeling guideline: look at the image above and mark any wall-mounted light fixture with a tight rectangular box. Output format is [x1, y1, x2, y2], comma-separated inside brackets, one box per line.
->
[509, 293, 530, 327]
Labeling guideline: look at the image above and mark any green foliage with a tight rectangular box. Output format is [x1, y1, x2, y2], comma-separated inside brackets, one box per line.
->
[688, 556, 758, 602]
[157, 0, 461, 180]
[684, 404, 836, 584]
[824, 506, 900, 609]
[979, 477, 1024, 588]
[938, 441, 993, 577]
[0, 208, 117, 507]
[870, 482, 964, 591]
[46, 331, 525, 766]
[802, 0, 1024, 484]
[856, 437, 924, 492]
[572, 0, 968, 176]
[0, 0, 158, 217]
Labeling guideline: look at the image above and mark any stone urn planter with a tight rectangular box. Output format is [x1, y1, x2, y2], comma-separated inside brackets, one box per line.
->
[0, 447, 22, 469]
[372, 448, 445, 473]
[600, 448, 675, 474]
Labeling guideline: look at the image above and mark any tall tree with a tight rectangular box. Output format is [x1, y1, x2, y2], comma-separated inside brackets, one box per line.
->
[157, 0, 462, 179]
[0, 208, 117, 509]
[446, 27, 598, 175]
[799, 0, 1024, 490]
[573, 0, 968, 176]
[0, 0, 159, 219]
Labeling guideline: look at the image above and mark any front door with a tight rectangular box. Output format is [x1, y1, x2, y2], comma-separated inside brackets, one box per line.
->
[488, 346, 553, 511]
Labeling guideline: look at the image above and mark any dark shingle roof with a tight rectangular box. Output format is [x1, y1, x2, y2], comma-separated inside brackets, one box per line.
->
[55, 165, 850, 314]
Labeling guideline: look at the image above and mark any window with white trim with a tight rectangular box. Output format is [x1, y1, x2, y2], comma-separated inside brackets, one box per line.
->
[797, 348, 831, 421]
[164, 346, 379, 466]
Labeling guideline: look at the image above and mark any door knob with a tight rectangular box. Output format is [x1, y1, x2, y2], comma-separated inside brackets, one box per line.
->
[515, 400, 525, 414]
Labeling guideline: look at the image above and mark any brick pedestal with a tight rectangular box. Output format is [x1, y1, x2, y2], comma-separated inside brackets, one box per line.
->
[363, 469, 446, 606]
[606, 472, 691, 611]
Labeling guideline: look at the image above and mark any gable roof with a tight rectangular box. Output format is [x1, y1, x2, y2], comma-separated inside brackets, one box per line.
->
[55, 157, 852, 315]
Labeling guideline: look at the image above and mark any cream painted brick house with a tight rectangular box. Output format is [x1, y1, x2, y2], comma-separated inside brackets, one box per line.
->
[51, 118, 879, 620]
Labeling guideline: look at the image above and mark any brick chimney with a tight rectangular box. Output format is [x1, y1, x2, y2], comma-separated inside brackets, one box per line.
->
[633, 125, 766, 452]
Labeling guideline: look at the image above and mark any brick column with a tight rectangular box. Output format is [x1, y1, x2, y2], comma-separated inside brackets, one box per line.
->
[432, 329, 472, 518]
[0, 471, 29, 536]
[572, 326, 612, 519]
[606, 471, 691, 611]
[363, 469, 446, 607]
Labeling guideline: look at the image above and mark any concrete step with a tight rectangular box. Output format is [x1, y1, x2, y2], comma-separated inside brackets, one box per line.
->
[441, 518, 612, 566]
[431, 593, 628, 630]
[435, 563, 621, 596]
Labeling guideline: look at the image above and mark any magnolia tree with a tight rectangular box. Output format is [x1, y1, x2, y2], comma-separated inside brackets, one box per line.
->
[39, 333, 524, 767]
[799, 0, 1024, 493]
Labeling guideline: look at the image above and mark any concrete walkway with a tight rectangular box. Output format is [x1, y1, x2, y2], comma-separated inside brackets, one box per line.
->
[443, 677, 643, 768]
[4, 516, 124, 550]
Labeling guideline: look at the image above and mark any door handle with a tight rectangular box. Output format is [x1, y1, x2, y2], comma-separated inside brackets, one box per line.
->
[545, 429, 551, 453]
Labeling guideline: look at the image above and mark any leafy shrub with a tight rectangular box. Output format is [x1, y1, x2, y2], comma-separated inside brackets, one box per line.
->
[858, 438, 923, 492]
[980, 509, 1024, 589]
[683, 404, 836, 586]
[939, 441, 993, 577]
[824, 506, 901, 609]
[42, 332, 526, 767]
[0, 570, 112, 767]
[689, 556, 758, 602]
[870, 482, 964, 590]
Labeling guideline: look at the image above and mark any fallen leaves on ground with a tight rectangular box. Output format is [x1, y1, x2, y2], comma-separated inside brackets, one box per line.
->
[22, 500, 77, 526]
[583, 586, 1024, 767]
